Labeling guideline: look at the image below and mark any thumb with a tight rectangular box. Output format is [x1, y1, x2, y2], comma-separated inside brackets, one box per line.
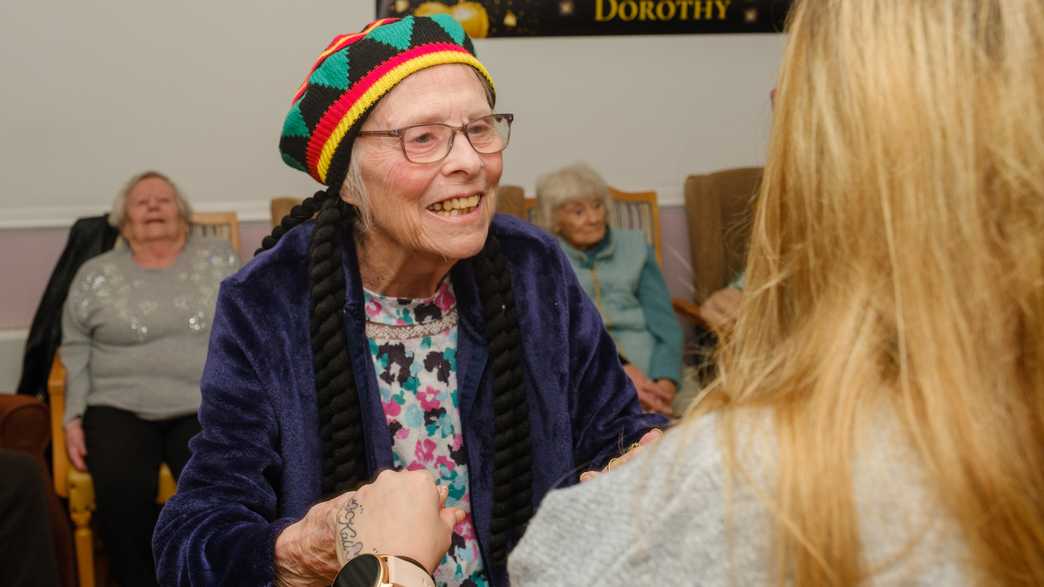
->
[639, 428, 664, 445]
[439, 507, 465, 532]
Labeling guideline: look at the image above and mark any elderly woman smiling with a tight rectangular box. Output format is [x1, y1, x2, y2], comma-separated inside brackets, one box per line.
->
[153, 16, 664, 587]
[60, 171, 238, 587]
[537, 163, 683, 417]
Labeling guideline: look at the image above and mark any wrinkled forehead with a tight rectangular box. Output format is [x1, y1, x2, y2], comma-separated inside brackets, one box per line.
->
[366, 63, 493, 127]
[128, 177, 175, 202]
[557, 195, 603, 209]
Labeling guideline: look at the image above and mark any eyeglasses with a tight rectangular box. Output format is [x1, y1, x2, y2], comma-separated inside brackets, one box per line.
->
[357, 113, 514, 164]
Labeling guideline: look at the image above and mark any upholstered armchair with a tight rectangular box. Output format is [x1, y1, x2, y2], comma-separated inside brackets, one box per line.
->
[0, 393, 77, 587]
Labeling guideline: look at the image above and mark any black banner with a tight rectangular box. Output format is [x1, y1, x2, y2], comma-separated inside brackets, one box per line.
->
[376, 0, 791, 38]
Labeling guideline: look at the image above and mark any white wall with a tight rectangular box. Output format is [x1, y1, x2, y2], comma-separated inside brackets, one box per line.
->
[0, 1, 782, 227]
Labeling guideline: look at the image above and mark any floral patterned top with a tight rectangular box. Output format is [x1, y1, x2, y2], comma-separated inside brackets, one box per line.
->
[364, 280, 487, 587]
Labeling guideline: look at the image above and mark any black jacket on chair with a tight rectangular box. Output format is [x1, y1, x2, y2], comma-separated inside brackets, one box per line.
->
[17, 214, 118, 399]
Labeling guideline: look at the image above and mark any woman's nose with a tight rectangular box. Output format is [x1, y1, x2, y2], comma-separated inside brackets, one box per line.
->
[442, 129, 483, 176]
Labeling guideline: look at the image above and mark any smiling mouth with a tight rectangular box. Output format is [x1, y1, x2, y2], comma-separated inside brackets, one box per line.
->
[427, 193, 482, 217]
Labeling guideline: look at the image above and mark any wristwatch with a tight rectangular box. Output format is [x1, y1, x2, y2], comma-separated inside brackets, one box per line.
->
[332, 553, 435, 587]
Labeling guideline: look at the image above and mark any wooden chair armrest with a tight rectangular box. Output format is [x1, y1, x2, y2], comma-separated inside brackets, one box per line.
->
[672, 298, 707, 328]
[48, 355, 70, 498]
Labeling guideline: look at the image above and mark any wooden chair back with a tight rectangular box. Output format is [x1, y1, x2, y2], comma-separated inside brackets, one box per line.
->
[190, 211, 240, 253]
[270, 196, 303, 227]
[683, 167, 762, 301]
[494, 185, 526, 220]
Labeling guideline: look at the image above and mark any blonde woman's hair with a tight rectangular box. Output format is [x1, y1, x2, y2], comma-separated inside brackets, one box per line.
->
[700, 0, 1044, 584]
[534, 162, 611, 232]
[108, 171, 192, 229]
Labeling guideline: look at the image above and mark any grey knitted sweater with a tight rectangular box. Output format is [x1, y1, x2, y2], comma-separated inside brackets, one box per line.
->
[60, 237, 239, 423]
[509, 411, 970, 586]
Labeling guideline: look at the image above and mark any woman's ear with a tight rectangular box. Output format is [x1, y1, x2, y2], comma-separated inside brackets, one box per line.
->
[339, 189, 356, 206]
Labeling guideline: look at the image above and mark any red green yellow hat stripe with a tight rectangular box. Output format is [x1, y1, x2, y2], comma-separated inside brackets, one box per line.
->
[290, 18, 398, 105]
[306, 44, 493, 184]
[279, 15, 494, 185]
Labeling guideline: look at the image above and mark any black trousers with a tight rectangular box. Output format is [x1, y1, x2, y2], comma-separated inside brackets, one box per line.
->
[0, 449, 60, 587]
[83, 406, 200, 587]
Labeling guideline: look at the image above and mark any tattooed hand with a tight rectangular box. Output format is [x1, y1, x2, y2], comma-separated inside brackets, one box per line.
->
[333, 470, 463, 571]
[335, 497, 364, 562]
[274, 470, 463, 586]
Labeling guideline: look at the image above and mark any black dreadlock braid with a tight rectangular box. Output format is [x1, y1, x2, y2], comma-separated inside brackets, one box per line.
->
[258, 188, 368, 496]
[308, 196, 367, 496]
[474, 234, 535, 564]
[258, 191, 534, 552]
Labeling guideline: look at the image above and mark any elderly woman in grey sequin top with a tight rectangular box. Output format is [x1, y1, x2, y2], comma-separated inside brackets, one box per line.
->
[59, 171, 239, 587]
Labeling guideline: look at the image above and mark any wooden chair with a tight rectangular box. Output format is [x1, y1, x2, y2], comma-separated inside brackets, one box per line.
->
[523, 187, 664, 266]
[270, 196, 303, 227]
[670, 167, 762, 323]
[0, 394, 77, 587]
[49, 210, 239, 587]
[189, 211, 240, 253]
[494, 185, 526, 220]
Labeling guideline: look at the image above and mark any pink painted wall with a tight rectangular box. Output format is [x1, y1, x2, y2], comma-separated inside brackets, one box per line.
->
[0, 210, 695, 331]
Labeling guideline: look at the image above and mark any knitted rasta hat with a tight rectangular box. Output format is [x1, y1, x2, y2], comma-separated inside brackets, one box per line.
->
[279, 15, 495, 188]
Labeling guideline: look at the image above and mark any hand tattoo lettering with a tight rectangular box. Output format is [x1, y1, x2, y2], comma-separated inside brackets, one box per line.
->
[336, 497, 363, 559]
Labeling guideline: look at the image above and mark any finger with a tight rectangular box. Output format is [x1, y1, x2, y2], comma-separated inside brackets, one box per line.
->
[438, 484, 449, 507]
[70, 451, 86, 471]
[638, 393, 667, 414]
[579, 471, 599, 483]
[645, 384, 673, 403]
[615, 442, 656, 469]
[439, 507, 465, 532]
[703, 305, 726, 325]
[644, 396, 671, 416]
[640, 428, 665, 445]
[639, 390, 670, 414]
[376, 468, 394, 480]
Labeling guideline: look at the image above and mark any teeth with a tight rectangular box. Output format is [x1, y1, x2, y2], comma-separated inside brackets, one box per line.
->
[429, 194, 481, 215]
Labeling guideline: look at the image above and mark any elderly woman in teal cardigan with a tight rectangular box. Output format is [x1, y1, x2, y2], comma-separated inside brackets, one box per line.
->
[537, 163, 683, 416]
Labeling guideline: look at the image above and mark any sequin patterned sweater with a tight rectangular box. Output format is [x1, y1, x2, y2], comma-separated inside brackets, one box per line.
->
[153, 214, 667, 587]
[60, 236, 239, 423]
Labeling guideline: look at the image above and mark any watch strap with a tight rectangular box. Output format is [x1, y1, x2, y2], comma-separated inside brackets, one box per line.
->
[381, 555, 435, 587]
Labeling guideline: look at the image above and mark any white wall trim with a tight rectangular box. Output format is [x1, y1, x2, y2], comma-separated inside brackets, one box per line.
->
[652, 186, 684, 208]
[0, 201, 271, 230]
[0, 329, 29, 342]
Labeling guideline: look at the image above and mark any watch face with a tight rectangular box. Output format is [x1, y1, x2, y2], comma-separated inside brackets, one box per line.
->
[334, 553, 381, 587]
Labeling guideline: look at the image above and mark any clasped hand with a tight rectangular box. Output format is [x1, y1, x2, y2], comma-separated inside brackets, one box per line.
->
[274, 469, 464, 586]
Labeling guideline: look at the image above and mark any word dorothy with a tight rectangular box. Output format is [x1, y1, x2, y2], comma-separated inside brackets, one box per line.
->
[595, 0, 732, 22]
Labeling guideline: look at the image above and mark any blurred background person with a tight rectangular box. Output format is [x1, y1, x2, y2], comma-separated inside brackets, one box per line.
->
[60, 171, 238, 586]
[537, 162, 683, 416]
